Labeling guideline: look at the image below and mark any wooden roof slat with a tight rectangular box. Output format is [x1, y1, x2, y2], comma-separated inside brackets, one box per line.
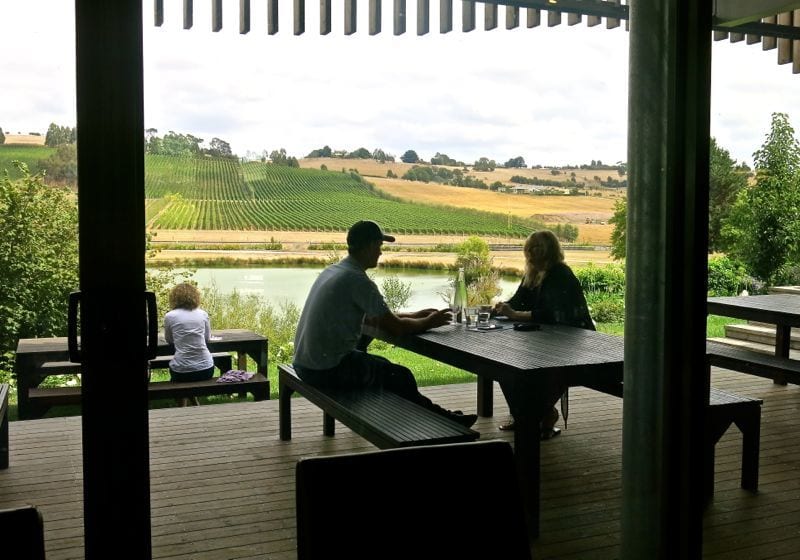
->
[440, 0, 453, 33]
[548, 10, 561, 27]
[463, 1, 476, 32]
[485, 3, 498, 30]
[240, 0, 251, 34]
[746, 33, 762, 43]
[269, 0, 280, 35]
[778, 11, 794, 63]
[294, 0, 305, 34]
[184, 0, 193, 29]
[345, 0, 357, 35]
[714, 30, 729, 41]
[155, 0, 164, 26]
[506, 6, 519, 29]
[568, 12, 581, 26]
[730, 32, 744, 42]
[606, 0, 620, 29]
[212, 0, 222, 32]
[764, 15, 778, 49]
[370, 0, 382, 35]
[587, 15, 601, 27]
[320, 0, 331, 34]
[795, 10, 800, 72]
[527, 7, 540, 28]
[418, 0, 430, 35]
[394, 0, 407, 35]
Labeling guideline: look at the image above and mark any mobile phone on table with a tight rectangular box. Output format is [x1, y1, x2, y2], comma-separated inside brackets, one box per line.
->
[513, 322, 541, 331]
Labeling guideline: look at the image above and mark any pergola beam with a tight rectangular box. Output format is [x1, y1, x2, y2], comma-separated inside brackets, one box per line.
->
[715, 0, 800, 26]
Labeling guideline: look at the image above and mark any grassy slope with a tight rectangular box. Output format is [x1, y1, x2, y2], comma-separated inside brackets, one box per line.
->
[0, 144, 55, 179]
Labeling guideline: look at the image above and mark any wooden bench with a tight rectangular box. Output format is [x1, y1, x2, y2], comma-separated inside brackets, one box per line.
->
[38, 352, 234, 378]
[0, 506, 46, 560]
[1, 384, 9, 469]
[707, 340, 800, 385]
[278, 364, 479, 449]
[27, 372, 269, 417]
[585, 380, 761, 498]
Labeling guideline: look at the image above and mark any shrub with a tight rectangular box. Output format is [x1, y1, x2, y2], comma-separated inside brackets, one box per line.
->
[707, 255, 754, 296]
[586, 293, 625, 323]
[574, 263, 625, 295]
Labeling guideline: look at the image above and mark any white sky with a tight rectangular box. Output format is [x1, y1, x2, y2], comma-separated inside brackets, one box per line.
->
[1, 0, 798, 166]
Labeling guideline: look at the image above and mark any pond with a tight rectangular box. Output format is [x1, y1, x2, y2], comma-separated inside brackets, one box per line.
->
[184, 266, 521, 311]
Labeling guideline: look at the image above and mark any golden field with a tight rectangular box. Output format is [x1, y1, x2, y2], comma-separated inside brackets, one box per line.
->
[3, 134, 46, 145]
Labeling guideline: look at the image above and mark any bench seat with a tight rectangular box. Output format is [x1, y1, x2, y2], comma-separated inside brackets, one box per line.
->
[37, 352, 234, 378]
[278, 364, 478, 449]
[707, 340, 800, 385]
[585, 380, 761, 497]
[27, 372, 269, 417]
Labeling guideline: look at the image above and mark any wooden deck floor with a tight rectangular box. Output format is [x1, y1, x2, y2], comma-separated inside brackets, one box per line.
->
[1, 367, 799, 559]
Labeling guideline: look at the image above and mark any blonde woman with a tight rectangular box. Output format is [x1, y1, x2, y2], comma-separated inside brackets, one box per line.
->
[163, 283, 214, 385]
[493, 230, 594, 438]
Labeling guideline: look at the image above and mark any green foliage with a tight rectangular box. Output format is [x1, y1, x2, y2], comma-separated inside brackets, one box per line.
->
[401, 150, 419, 164]
[574, 263, 626, 295]
[723, 112, 800, 284]
[201, 286, 301, 371]
[430, 152, 463, 166]
[454, 237, 501, 304]
[550, 223, 579, 242]
[503, 156, 526, 168]
[307, 145, 332, 158]
[709, 138, 748, 252]
[473, 157, 496, 172]
[44, 123, 76, 147]
[585, 293, 625, 323]
[347, 147, 371, 159]
[379, 275, 413, 312]
[386, 169, 396, 178]
[608, 198, 627, 260]
[0, 163, 79, 380]
[0, 145, 55, 180]
[707, 255, 753, 296]
[0, 127, 5, 145]
[269, 148, 299, 167]
[38, 144, 77, 185]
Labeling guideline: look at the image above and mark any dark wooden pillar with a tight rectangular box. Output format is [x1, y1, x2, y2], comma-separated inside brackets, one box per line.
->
[75, 1, 151, 558]
[622, 1, 711, 558]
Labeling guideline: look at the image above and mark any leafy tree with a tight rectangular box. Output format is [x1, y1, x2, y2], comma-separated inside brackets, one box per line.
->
[347, 147, 371, 159]
[0, 163, 79, 379]
[0, 127, 5, 144]
[38, 144, 78, 185]
[400, 149, 419, 164]
[503, 156, 526, 168]
[708, 137, 747, 252]
[307, 145, 332, 158]
[473, 157, 496, 172]
[608, 198, 627, 260]
[270, 148, 299, 167]
[454, 236, 501, 304]
[371, 148, 394, 163]
[44, 123, 76, 147]
[206, 137, 233, 158]
[723, 112, 800, 284]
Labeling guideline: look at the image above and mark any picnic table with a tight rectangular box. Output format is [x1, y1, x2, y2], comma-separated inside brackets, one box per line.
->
[362, 320, 625, 538]
[14, 329, 269, 420]
[707, 293, 800, 359]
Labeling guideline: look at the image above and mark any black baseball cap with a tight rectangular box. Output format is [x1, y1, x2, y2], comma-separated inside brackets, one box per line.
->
[346, 220, 395, 249]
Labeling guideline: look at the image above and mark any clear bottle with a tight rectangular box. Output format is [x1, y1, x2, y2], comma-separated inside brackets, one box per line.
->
[454, 267, 467, 324]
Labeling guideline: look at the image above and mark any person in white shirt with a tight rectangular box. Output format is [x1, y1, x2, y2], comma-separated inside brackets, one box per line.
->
[293, 220, 477, 429]
[163, 283, 214, 384]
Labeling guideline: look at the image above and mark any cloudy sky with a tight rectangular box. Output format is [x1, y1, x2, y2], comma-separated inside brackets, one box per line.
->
[1, 0, 798, 166]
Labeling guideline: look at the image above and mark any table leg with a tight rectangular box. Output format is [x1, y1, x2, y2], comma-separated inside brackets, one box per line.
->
[774, 325, 790, 385]
[476, 374, 493, 417]
[513, 391, 547, 540]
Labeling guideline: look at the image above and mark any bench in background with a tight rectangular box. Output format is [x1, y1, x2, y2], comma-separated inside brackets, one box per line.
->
[586, 380, 762, 498]
[707, 340, 800, 385]
[278, 364, 479, 449]
[27, 372, 269, 418]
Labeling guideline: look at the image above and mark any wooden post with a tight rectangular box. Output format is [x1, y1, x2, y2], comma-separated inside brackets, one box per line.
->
[75, 1, 151, 557]
[622, 1, 711, 558]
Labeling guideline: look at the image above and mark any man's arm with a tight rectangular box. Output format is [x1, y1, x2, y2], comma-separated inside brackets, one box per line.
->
[367, 308, 451, 336]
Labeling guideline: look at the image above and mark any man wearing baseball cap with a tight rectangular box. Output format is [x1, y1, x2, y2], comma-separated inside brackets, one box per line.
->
[293, 220, 478, 428]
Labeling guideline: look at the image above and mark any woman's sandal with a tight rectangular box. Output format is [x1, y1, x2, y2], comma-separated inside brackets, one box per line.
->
[499, 419, 515, 431]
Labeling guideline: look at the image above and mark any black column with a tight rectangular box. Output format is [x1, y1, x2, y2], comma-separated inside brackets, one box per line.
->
[622, 1, 711, 558]
[75, 1, 151, 558]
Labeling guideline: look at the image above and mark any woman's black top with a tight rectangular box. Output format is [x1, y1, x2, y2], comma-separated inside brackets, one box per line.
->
[506, 262, 595, 330]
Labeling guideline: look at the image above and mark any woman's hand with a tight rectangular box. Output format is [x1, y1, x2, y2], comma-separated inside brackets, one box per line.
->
[494, 302, 514, 318]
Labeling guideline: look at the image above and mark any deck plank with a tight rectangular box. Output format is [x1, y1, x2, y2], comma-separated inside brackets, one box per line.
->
[1, 368, 799, 558]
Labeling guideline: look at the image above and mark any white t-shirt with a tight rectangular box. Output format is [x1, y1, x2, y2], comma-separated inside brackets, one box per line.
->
[163, 307, 214, 373]
[293, 256, 390, 370]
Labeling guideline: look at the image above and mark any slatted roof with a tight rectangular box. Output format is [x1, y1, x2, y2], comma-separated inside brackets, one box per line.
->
[153, 0, 800, 74]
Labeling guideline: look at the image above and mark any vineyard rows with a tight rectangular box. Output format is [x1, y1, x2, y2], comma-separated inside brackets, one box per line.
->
[143, 156, 538, 237]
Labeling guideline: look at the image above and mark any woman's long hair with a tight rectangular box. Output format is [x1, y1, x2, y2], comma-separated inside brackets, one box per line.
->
[522, 230, 564, 288]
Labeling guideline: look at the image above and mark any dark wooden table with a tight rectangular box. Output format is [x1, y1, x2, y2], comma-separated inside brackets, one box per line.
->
[707, 294, 800, 359]
[363, 321, 624, 538]
[14, 329, 269, 420]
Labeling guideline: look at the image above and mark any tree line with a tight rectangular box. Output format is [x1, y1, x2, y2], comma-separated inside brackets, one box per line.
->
[609, 112, 799, 288]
